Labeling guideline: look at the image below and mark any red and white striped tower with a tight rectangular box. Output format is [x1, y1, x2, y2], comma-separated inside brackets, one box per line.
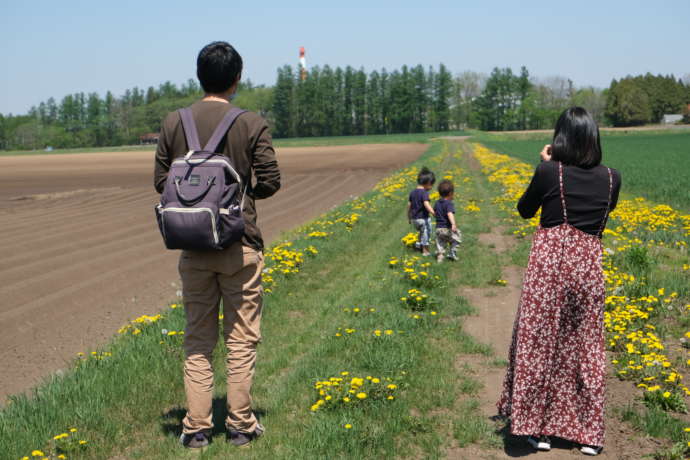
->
[299, 46, 307, 81]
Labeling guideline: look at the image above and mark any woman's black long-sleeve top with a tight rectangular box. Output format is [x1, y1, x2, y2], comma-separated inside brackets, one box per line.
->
[517, 161, 622, 237]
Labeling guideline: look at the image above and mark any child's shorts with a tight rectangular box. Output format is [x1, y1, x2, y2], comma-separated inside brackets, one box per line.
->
[436, 227, 462, 245]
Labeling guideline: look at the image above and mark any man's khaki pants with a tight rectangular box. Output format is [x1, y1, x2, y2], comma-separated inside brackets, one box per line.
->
[178, 243, 263, 435]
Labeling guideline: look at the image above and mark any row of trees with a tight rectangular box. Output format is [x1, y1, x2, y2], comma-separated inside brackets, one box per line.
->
[466, 68, 614, 130]
[605, 74, 689, 126]
[272, 64, 453, 138]
[2, 67, 689, 150]
[0, 80, 272, 150]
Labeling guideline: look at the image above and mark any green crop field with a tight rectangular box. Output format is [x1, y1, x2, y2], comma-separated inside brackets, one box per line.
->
[477, 130, 690, 211]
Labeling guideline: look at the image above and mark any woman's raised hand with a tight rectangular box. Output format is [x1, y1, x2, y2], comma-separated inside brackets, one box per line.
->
[540, 144, 552, 162]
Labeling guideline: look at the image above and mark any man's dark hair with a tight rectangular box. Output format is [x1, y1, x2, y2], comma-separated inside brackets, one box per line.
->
[438, 179, 454, 197]
[417, 167, 436, 186]
[551, 107, 602, 169]
[197, 41, 243, 94]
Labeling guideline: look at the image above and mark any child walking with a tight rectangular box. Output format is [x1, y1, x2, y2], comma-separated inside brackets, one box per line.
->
[434, 180, 461, 262]
[408, 167, 436, 256]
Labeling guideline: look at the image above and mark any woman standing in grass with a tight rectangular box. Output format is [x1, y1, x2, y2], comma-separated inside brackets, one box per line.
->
[497, 107, 621, 456]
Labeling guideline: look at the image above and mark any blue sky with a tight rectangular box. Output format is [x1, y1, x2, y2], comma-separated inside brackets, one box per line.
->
[1, 0, 688, 115]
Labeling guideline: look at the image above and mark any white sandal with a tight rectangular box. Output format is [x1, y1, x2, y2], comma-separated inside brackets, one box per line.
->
[527, 435, 551, 451]
[580, 444, 603, 456]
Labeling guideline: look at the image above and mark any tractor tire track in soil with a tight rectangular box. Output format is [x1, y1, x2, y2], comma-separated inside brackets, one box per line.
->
[446, 141, 663, 459]
[0, 143, 426, 402]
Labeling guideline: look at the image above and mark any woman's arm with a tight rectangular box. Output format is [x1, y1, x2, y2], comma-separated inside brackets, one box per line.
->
[517, 164, 543, 219]
[609, 169, 622, 212]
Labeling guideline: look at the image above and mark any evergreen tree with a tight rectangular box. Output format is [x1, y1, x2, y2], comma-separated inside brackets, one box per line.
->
[272, 65, 295, 138]
[433, 64, 452, 131]
[366, 70, 382, 134]
[352, 68, 367, 135]
[343, 66, 355, 135]
[516, 66, 531, 130]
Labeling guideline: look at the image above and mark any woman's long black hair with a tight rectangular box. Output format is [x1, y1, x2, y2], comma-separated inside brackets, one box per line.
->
[551, 107, 602, 168]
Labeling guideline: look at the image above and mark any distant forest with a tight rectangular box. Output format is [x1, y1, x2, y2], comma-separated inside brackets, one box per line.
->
[1, 66, 688, 150]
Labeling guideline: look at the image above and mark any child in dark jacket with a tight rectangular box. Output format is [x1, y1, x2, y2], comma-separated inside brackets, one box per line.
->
[433, 179, 462, 262]
[407, 167, 436, 256]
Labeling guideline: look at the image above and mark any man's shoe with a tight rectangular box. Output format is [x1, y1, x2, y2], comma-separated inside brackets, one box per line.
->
[229, 423, 264, 447]
[180, 431, 210, 449]
[527, 435, 551, 451]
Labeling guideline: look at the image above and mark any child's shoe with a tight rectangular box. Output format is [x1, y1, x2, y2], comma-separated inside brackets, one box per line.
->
[447, 254, 458, 261]
[436, 254, 444, 263]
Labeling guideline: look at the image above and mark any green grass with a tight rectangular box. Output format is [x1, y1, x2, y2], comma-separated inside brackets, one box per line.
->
[476, 130, 690, 211]
[0, 140, 502, 459]
[0, 131, 468, 156]
[273, 131, 468, 148]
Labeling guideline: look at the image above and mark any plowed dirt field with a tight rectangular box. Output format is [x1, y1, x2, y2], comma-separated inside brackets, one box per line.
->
[0, 143, 426, 402]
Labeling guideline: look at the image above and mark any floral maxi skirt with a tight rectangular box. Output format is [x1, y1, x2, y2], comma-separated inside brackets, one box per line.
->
[496, 224, 606, 447]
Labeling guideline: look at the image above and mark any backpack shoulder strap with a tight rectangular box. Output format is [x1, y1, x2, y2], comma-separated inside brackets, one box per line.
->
[204, 107, 247, 153]
[178, 107, 201, 153]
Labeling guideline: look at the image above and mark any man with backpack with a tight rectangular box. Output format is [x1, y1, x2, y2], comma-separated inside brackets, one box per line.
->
[153, 41, 280, 449]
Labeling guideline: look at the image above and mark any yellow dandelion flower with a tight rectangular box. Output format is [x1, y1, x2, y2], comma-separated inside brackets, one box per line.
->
[356, 392, 367, 399]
